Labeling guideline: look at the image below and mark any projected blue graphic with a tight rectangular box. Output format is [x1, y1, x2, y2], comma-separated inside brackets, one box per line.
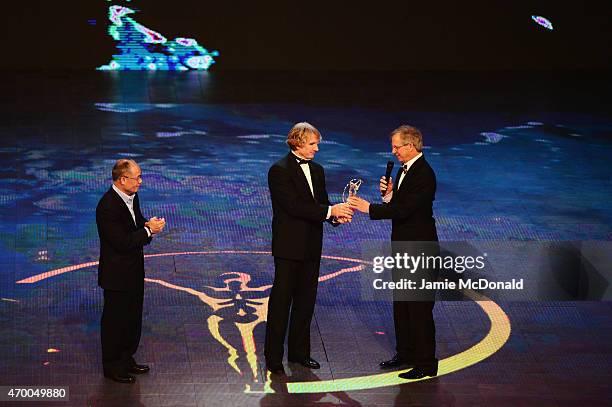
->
[532, 15, 554, 30]
[98, 5, 219, 71]
[2, 103, 611, 282]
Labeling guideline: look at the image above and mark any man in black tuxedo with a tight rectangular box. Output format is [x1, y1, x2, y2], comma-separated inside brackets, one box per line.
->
[265, 122, 353, 374]
[96, 159, 166, 383]
[349, 125, 439, 380]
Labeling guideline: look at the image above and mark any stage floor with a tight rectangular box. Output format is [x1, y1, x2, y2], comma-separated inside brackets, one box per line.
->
[0, 72, 611, 406]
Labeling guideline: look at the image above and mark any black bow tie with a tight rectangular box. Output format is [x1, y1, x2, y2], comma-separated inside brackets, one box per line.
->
[401, 164, 408, 173]
[296, 158, 311, 165]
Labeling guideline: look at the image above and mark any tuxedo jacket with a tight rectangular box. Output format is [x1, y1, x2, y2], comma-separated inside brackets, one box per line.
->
[268, 152, 336, 261]
[369, 155, 438, 242]
[96, 188, 152, 291]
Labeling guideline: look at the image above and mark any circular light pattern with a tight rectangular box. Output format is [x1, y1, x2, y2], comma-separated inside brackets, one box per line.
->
[17, 251, 511, 393]
[279, 289, 510, 393]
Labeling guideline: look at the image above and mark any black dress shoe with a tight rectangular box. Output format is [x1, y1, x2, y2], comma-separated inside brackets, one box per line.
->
[266, 364, 285, 375]
[289, 357, 320, 369]
[379, 354, 412, 369]
[128, 364, 150, 374]
[398, 367, 437, 380]
[104, 373, 136, 384]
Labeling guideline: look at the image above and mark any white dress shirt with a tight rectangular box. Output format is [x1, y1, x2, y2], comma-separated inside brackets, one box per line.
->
[292, 153, 332, 219]
[112, 184, 151, 236]
[382, 152, 423, 203]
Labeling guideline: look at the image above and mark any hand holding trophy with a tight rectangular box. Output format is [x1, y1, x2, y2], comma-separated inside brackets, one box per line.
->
[343, 178, 363, 204]
[345, 178, 371, 214]
[333, 178, 361, 223]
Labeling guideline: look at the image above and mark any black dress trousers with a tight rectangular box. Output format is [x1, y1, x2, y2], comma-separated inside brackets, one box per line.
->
[264, 257, 320, 367]
[101, 282, 144, 375]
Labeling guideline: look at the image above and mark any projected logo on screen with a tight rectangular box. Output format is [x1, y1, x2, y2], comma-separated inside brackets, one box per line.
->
[531, 15, 553, 30]
[98, 5, 219, 71]
[18, 251, 511, 393]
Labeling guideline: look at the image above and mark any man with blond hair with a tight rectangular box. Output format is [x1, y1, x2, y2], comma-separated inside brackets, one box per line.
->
[96, 159, 166, 383]
[264, 122, 353, 374]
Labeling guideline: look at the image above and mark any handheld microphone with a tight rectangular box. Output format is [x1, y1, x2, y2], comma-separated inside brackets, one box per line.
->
[382, 160, 394, 196]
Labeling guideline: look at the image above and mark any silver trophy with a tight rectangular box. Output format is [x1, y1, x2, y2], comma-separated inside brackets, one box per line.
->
[342, 178, 363, 203]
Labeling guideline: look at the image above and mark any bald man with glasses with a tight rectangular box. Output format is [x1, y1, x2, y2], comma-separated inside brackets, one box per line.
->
[96, 159, 166, 383]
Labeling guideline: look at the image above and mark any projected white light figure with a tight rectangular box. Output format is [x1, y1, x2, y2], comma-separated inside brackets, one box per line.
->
[532, 15, 553, 30]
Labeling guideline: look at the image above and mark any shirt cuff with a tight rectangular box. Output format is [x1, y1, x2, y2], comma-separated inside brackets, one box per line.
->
[382, 191, 393, 203]
[145, 226, 152, 237]
[326, 206, 332, 220]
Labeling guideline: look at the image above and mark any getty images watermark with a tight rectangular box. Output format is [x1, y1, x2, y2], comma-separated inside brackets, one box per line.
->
[357, 241, 612, 302]
[371, 251, 523, 291]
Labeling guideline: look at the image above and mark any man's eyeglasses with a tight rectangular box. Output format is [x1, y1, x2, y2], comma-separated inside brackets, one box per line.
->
[122, 175, 142, 182]
[391, 143, 412, 152]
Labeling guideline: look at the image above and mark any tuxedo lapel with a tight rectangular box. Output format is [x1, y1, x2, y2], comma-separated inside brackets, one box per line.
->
[395, 156, 425, 196]
[288, 154, 316, 202]
[309, 164, 322, 203]
[392, 167, 403, 197]
[406, 156, 424, 180]
[133, 194, 144, 227]
[110, 188, 137, 229]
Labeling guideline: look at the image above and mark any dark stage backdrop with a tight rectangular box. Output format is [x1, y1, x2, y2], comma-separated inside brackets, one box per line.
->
[3, 0, 611, 71]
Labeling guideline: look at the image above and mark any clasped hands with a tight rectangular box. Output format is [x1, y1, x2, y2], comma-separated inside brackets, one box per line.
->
[145, 216, 166, 234]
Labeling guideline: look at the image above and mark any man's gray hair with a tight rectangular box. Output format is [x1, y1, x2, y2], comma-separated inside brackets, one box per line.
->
[112, 159, 138, 181]
[391, 125, 424, 152]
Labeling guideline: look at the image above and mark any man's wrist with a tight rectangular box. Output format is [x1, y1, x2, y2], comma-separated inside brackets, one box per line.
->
[144, 226, 152, 237]
[382, 191, 393, 203]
